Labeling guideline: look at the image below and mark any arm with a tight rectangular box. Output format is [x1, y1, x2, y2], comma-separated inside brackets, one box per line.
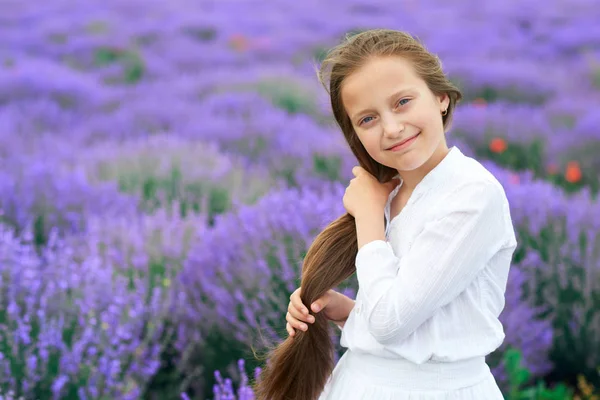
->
[333, 293, 356, 330]
[354, 181, 508, 344]
[355, 210, 386, 250]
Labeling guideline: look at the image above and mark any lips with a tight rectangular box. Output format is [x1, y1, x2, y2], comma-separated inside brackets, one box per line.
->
[386, 133, 420, 150]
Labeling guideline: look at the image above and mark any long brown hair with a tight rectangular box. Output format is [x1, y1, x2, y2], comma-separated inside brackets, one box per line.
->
[252, 28, 463, 400]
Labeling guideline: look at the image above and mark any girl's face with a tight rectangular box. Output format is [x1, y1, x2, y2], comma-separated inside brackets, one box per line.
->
[341, 55, 450, 176]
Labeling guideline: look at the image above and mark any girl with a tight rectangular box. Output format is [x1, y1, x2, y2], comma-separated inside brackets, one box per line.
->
[254, 29, 517, 399]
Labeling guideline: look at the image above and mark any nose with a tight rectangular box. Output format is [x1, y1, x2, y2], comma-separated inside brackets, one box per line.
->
[381, 114, 405, 138]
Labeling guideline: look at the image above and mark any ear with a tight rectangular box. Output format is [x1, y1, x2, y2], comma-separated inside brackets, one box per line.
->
[437, 93, 450, 112]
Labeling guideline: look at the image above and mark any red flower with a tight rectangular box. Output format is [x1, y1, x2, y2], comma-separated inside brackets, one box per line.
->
[489, 138, 507, 154]
[473, 97, 487, 108]
[565, 161, 582, 183]
[229, 34, 249, 51]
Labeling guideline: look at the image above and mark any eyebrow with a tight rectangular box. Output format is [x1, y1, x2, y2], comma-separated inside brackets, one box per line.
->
[350, 87, 416, 121]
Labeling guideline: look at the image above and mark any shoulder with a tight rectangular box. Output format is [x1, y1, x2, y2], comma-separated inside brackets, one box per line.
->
[439, 157, 509, 216]
[454, 151, 508, 196]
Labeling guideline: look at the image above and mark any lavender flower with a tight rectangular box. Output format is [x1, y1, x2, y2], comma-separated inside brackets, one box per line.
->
[0, 223, 166, 398]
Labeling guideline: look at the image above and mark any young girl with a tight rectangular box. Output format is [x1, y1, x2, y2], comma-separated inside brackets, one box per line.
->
[255, 29, 517, 400]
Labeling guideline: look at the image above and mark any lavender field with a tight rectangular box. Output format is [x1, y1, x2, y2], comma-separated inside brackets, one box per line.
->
[1, 0, 599, 399]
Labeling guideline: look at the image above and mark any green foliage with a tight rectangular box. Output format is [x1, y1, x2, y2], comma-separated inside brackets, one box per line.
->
[504, 348, 575, 400]
[117, 165, 231, 223]
[255, 78, 320, 116]
[312, 46, 329, 64]
[591, 65, 600, 90]
[94, 46, 145, 84]
[457, 82, 549, 105]
[181, 26, 217, 41]
[455, 135, 599, 197]
[515, 216, 600, 389]
[313, 154, 342, 181]
[482, 139, 546, 175]
[85, 21, 109, 34]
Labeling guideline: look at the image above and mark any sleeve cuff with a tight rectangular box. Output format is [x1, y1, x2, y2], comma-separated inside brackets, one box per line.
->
[355, 240, 393, 268]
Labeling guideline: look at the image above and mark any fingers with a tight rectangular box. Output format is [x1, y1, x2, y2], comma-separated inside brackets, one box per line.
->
[311, 290, 333, 314]
[286, 312, 308, 336]
[311, 301, 323, 313]
[288, 301, 315, 324]
[351, 166, 363, 176]
[286, 322, 295, 337]
[286, 288, 335, 337]
[290, 288, 310, 316]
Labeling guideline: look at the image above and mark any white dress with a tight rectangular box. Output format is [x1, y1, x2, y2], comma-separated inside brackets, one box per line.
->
[319, 146, 518, 399]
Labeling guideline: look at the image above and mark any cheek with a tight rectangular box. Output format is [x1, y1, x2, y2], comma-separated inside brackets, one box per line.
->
[411, 107, 431, 124]
[357, 133, 386, 160]
[412, 108, 442, 131]
[359, 134, 380, 154]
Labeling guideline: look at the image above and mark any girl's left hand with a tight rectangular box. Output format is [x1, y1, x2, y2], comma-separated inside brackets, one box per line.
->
[343, 166, 400, 219]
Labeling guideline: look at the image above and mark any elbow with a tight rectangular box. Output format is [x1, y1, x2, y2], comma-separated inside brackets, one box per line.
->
[369, 327, 400, 346]
[365, 314, 410, 346]
[362, 299, 417, 345]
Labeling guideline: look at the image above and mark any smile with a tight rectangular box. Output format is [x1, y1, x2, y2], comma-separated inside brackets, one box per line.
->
[387, 133, 420, 152]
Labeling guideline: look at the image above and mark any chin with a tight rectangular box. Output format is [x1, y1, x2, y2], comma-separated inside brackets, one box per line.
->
[398, 158, 427, 171]
[390, 143, 424, 165]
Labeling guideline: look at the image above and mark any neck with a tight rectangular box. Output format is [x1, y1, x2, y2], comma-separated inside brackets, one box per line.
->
[397, 144, 450, 191]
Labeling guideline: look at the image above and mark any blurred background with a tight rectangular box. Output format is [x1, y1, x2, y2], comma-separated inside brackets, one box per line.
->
[0, 0, 599, 399]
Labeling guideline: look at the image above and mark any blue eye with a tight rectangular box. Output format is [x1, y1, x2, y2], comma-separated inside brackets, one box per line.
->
[360, 116, 374, 125]
[358, 99, 411, 126]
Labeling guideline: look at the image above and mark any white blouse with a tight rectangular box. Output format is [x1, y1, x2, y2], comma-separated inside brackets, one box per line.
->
[339, 146, 518, 364]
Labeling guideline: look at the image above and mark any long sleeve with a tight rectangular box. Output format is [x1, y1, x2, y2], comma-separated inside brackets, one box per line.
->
[355, 180, 509, 345]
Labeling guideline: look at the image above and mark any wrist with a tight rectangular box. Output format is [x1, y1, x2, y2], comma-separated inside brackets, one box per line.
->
[333, 297, 355, 329]
[354, 207, 384, 221]
[340, 292, 356, 319]
[354, 213, 386, 250]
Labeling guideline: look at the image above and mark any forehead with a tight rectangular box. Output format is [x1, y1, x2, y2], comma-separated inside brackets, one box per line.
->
[341, 56, 422, 106]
